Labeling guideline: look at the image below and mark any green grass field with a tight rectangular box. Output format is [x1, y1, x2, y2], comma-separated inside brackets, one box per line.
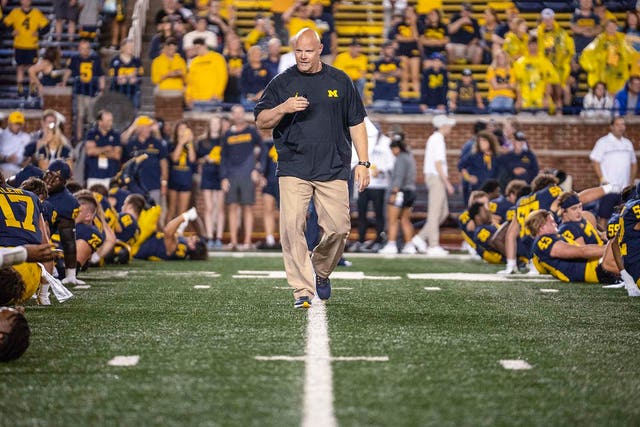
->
[2, 254, 640, 427]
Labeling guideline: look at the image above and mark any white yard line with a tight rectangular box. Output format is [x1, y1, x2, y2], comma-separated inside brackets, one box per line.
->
[303, 299, 337, 427]
[107, 355, 140, 366]
[539, 288, 560, 293]
[499, 359, 532, 370]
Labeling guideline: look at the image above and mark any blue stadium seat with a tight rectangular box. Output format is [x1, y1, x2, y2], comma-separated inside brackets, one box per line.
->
[515, 1, 544, 12]
[543, 2, 575, 12]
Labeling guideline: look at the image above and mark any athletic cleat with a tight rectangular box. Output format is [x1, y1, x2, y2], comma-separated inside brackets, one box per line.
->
[316, 275, 331, 300]
[294, 296, 312, 309]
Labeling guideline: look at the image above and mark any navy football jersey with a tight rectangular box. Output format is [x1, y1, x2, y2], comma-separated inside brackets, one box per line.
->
[457, 209, 476, 250]
[116, 212, 140, 246]
[618, 199, 640, 282]
[473, 224, 505, 264]
[76, 222, 105, 252]
[532, 233, 599, 282]
[0, 186, 43, 245]
[42, 188, 79, 229]
[515, 185, 562, 238]
[489, 195, 514, 224]
[134, 233, 188, 260]
[607, 212, 621, 240]
[558, 218, 603, 246]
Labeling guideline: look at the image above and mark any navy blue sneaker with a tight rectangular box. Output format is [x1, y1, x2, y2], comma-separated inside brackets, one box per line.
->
[294, 296, 312, 309]
[316, 275, 331, 300]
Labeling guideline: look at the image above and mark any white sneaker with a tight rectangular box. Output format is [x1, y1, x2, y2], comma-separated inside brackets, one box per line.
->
[378, 243, 398, 254]
[621, 270, 640, 296]
[183, 207, 198, 221]
[401, 242, 417, 254]
[526, 261, 540, 275]
[411, 236, 428, 253]
[37, 284, 51, 306]
[497, 266, 518, 275]
[426, 246, 449, 257]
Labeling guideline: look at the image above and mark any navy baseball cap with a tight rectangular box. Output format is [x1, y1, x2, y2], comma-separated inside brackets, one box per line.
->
[430, 52, 446, 62]
[47, 160, 71, 181]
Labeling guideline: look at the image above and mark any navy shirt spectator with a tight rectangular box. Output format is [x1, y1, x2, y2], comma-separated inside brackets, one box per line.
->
[497, 131, 539, 186]
[420, 53, 448, 112]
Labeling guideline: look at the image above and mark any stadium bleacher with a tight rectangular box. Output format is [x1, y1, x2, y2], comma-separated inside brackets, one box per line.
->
[0, 0, 102, 110]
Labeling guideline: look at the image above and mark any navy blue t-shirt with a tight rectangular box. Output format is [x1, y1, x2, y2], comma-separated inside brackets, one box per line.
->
[84, 127, 121, 179]
[124, 136, 168, 191]
[68, 53, 104, 96]
[254, 64, 366, 181]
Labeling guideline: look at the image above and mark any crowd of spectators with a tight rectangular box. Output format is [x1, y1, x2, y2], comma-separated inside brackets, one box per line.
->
[3, 0, 640, 123]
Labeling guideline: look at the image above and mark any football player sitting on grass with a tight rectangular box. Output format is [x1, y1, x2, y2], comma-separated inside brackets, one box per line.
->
[525, 209, 629, 289]
[133, 207, 208, 261]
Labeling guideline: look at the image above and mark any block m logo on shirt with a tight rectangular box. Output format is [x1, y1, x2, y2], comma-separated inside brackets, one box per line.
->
[327, 89, 338, 97]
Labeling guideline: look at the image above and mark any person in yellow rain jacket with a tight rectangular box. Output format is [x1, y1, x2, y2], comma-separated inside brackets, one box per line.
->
[503, 18, 529, 62]
[513, 36, 559, 112]
[580, 19, 635, 95]
[185, 38, 228, 107]
[537, 8, 575, 112]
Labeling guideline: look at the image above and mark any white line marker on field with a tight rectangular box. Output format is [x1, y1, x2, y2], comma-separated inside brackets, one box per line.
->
[423, 287, 442, 291]
[408, 273, 559, 282]
[235, 271, 400, 280]
[539, 288, 559, 293]
[193, 285, 211, 289]
[303, 299, 337, 427]
[74, 285, 91, 290]
[107, 355, 140, 367]
[272, 286, 353, 290]
[255, 355, 388, 362]
[499, 359, 532, 370]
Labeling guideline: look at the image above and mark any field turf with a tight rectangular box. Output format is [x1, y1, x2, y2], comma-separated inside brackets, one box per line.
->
[1, 254, 640, 427]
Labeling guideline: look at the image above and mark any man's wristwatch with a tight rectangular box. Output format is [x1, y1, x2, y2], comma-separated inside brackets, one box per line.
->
[357, 161, 371, 168]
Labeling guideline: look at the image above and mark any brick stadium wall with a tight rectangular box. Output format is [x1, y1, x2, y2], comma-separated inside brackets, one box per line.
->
[370, 114, 640, 190]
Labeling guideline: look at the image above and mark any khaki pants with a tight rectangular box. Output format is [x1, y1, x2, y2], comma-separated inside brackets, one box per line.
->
[279, 176, 350, 299]
[418, 174, 449, 247]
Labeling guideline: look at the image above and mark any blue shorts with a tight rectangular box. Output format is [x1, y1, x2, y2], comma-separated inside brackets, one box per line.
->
[15, 49, 38, 66]
[262, 180, 279, 200]
[201, 175, 221, 191]
[597, 193, 622, 220]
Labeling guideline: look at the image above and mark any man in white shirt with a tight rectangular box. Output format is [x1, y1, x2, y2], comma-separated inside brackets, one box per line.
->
[0, 112, 30, 179]
[589, 116, 637, 227]
[182, 16, 218, 59]
[413, 115, 456, 256]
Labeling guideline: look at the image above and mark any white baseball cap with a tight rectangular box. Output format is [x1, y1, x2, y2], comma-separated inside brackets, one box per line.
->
[432, 115, 456, 129]
[541, 8, 555, 19]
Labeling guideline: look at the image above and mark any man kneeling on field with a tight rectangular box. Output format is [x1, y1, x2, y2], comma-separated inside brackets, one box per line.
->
[525, 209, 619, 284]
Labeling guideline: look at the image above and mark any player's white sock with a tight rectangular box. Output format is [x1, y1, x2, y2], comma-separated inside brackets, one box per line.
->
[61, 268, 86, 286]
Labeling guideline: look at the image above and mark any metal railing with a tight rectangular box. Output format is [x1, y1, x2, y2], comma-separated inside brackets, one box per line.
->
[128, 0, 150, 57]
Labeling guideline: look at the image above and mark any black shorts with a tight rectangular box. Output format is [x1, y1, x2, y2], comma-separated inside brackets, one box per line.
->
[226, 177, 256, 205]
[596, 263, 620, 284]
[14, 49, 38, 66]
[597, 193, 622, 220]
[396, 42, 421, 58]
[53, 0, 80, 21]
